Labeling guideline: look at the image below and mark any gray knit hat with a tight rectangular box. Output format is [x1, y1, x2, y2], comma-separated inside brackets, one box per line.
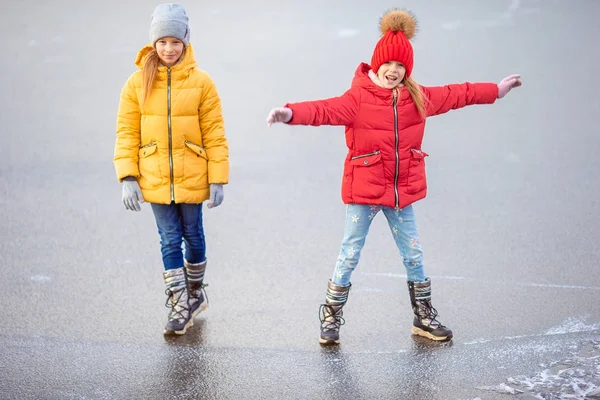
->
[149, 3, 190, 47]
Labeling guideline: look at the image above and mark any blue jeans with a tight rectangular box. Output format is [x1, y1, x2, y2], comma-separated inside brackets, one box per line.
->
[332, 204, 427, 285]
[150, 202, 207, 271]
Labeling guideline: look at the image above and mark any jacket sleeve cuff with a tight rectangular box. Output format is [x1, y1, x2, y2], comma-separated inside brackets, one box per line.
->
[114, 160, 140, 182]
[477, 83, 499, 104]
[208, 161, 229, 184]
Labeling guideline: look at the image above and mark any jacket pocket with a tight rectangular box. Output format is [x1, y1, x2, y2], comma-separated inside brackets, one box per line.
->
[350, 150, 385, 198]
[138, 142, 162, 189]
[405, 148, 428, 194]
[183, 140, 209, 189]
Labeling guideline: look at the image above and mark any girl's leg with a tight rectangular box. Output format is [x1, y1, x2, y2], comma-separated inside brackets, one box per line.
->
[150, 202, 185, 270]
[180, 203, 207, 264]
[331, 204, 379, 285]
[382, 205, 452, 341]
[150, 203, 192, 335]
[179, 203, 209, 318]
[381, 205, 426, 282]
[321, 204, 378, 345]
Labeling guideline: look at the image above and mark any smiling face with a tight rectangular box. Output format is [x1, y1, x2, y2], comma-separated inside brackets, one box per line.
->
[376, 61, 406, 89]
[155, 37, 185, 67]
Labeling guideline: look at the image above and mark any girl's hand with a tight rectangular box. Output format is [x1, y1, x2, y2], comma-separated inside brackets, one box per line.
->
[207, 184, 224, 209]
[267, 107, 293, 127]
[497, 74, 522, 99]
[122, 177, 145, 211]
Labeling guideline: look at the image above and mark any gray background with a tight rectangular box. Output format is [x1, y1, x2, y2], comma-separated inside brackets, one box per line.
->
[1, 0, 599, 399]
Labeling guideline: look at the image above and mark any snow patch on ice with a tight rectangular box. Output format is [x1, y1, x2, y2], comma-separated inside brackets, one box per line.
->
[476, 383, 524, 394]
[464, 317, 600, 346]
[337, 29, 359, 38]
[30, 275, 51, 283]
[483, 340, 600, 399]
[464, 338, 492, 345]
[546, 316, 600, 335]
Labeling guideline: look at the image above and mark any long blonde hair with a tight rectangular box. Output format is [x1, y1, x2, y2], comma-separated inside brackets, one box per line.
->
[141, 49, 160, 106]
[403, 76, 428, 120]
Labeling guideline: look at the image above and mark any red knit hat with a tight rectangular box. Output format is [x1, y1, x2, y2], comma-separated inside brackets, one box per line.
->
[370, 9, 418, 78]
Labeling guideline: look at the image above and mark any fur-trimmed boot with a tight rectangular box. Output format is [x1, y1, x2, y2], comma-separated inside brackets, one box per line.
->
[319, 281, 351, 345]
[407, 278, 453, 341]
[184, 259, 209, 319]
[163, 267, 193, 335]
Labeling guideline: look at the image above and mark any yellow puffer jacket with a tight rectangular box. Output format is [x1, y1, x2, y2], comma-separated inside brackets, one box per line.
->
[114, 43, 229, 204]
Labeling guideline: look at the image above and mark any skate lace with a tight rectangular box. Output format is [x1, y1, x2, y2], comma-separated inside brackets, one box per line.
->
[165, 288, 189, 321]
[419, 301, 445, 328]
[319, 304, 345, 332]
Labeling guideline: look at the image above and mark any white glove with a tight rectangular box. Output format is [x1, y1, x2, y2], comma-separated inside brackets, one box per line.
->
[497, 74, 522, 99]
[266, 107, 293, 127]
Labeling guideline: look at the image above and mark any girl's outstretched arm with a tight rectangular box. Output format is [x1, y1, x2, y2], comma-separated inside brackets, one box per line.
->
[422, 74, 521, 117]
[267, 87, 360, 127]
[422, 82, 498, 117]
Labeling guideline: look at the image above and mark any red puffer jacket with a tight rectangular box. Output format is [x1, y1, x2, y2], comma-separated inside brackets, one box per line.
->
[285, 63, 498, 208]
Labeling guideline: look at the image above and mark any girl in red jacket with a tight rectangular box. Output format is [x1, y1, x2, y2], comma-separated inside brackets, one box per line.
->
[267, 9, 521, 345]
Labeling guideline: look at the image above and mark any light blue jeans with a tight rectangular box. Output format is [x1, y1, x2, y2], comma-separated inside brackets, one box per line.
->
[332, 204, 427, 285]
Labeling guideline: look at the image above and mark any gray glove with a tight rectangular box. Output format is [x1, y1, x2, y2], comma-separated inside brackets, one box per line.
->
[207, 183, 224, 209]
[121, 177, 145, 211]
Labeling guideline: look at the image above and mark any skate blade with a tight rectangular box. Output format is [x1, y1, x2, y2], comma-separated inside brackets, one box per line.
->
[164, 318, 195, 336]
[319, 337, 340, 345]
[191, 303, 209, 320]
[411, 326, 453, 341]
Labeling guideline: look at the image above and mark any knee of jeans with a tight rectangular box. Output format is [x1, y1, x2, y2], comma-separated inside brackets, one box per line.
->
[159, 231, 183, 249]
[182, 220, 204, 235]
[182, 230, 205, 244]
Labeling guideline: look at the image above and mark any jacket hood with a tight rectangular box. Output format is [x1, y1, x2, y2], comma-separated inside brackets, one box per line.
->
[134, 43, 198, 71]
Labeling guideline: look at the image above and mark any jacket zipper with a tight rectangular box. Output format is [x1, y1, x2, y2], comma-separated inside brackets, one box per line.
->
[351, 150, 380, 160]
[393, 88, 399, 208]
[167, 69, 174, 202]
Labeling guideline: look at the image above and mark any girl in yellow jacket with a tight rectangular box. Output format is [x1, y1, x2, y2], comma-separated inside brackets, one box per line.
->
[114, 3, 229, 336]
